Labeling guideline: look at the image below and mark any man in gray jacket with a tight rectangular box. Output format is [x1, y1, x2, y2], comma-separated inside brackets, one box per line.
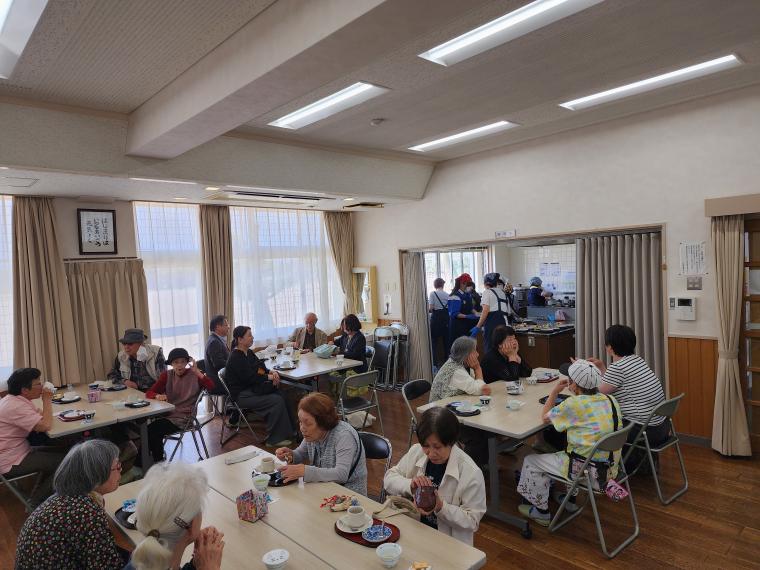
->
[288, 312, 327, 352]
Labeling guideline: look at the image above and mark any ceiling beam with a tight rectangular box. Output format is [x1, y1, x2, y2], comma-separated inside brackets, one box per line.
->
[125, 0, 488, 159]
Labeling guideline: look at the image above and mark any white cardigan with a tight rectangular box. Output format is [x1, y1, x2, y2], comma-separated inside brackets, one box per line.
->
[383, 443, 486, 545]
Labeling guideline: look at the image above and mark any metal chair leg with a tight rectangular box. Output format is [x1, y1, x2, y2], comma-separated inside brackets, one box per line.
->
[648, 437, 689, 505]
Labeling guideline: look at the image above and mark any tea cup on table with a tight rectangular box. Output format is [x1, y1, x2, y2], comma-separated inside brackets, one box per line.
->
[259, 457, 275, 473]
[253, 474, 270, 492]
[111, 400, 126, 411]
[87, 390, 101, 403]
[126, 394, 139, 404]
[345, 505, 366, 529]
[335, 354, 345, 366]
[376, 543, 402, 568]
[479, 395, 491, 408]
[525, 376, 538, 385]
[458, 402, 475, 413]
[507, 399, 524, 411]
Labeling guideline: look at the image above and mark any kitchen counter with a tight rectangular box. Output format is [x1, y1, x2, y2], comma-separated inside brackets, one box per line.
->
[514, 325, 575, 336]
[515, 326, 575, 369]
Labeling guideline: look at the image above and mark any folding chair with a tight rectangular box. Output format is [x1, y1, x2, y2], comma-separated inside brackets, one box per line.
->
[402, 379, 431, 449]
[164, 390, 210, 462]
[216, 368, 265, 445]
[337, 370, 384, 435]
[359, 432, 392, 503]
[371, 329, 395, 390]
[0, 471, 41, 512]
[621, 393, 688, 505]
[546, 423, 639, 559]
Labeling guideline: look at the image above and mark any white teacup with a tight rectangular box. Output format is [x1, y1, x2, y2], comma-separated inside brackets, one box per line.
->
[376, 543, 402, 568]
[111, 400, 126, 410]
[507, 399, 524, 411]
[126, 394, 139, 403]
[259, 457, 275, 473]
[345, 505, 366, 529]
[479, 395, 491, 407]
[336, 354, 345, 366]
[458, 402, 475, 413]
[253, 474, 270, 492]
[525, 376, 538, 385]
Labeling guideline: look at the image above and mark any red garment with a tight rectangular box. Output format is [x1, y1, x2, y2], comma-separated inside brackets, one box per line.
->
[145, 371, 214, 399]
[458, 273, 474, 286]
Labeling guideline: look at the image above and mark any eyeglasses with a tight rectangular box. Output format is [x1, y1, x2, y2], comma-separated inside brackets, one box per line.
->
[111, 461, 122, 472]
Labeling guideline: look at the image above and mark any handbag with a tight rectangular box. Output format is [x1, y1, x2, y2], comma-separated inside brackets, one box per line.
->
[314, 344, 337, 359]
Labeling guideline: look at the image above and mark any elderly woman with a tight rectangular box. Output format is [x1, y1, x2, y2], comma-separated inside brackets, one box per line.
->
[480, 325, 532, 383]
[517, 359, 622, 526]
[430, 336, 491, 401]
[224, 325, 295, 447]
[144, 348, 215, 462]
[127, 462, 224, 570]
[275, 392, 367, 495]
[333, 314, 367, 373]
[384, 407, 486, 545]
[15, 440, 126, 570]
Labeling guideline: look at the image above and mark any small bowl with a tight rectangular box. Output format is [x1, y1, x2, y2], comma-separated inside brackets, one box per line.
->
[253, 474, 270, 492]
[262, 548, 289, 570]
[376, 542, 402, 568]
[507, 399, 525, 411]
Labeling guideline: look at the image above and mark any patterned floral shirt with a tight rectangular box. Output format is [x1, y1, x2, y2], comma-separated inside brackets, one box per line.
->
[15, 493, 125, 570]
[548, 393, 622, 479]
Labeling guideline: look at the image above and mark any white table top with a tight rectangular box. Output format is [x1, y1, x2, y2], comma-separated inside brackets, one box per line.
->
[195, 446, 486, 570]
[105, 478, 331, 569]
[417, 368, 567, 440]
[267, 352, 363, 381]
[41, 384, 174, 438]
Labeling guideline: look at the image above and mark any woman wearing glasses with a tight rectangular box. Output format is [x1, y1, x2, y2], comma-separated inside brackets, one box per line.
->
[15, 439, 127, 570]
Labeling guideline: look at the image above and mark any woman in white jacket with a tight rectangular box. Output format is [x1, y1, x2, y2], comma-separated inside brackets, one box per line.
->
[383, 407, 486, 545]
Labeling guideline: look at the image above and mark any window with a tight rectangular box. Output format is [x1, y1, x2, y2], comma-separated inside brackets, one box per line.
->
[231, 207, 344, 345]
[423, 249, 486, 296]
[134, 202, 205, 357]
[0, 196, 12, 381]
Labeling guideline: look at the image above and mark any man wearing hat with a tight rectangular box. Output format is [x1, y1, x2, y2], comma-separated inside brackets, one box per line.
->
[144, 348, 215, 462]
[107, 328, 166, 392]
[515, 359, 622, 527]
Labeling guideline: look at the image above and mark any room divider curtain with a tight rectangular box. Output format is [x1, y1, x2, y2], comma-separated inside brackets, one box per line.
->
[66, 259, 150, 383]
[324, 211, 355, 315]
[711, 215, 751, 456]
[200, 205, 233, 341]
[401, 251, 432, 381]
[13, 196, 79, 386]
[576, 232, 665, 380]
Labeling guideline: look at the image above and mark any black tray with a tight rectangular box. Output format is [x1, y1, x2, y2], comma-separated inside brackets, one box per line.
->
[446, 402, 481, 417]
[114, 507, 137, 529]
[53, 396, 81, 404]
[125, 400, 150, 408]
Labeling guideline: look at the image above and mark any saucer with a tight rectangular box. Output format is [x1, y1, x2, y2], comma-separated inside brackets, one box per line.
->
[337, 512, 373, 533]
[362, 524, 392, 543]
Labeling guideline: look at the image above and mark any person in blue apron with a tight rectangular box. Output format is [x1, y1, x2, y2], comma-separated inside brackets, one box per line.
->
[470, 273, 509, 352]
[528, 276, 547, 306]
[428, 278, 450, 367]
[448, 276, 479, 346]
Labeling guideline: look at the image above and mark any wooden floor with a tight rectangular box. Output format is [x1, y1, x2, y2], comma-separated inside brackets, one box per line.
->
[2, 390, 759, 569]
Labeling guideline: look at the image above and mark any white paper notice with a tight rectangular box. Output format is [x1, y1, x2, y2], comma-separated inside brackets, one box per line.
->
[679, 242, 706, 275]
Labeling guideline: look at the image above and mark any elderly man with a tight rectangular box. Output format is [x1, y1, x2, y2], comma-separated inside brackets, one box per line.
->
[107, 328, 166, 392]
[288, 312, 327, 352]
[0, 368, 65, 507]
[204, 314, 230, 385]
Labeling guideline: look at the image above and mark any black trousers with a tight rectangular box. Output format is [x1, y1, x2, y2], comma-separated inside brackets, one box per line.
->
[147, 418, 181, 462]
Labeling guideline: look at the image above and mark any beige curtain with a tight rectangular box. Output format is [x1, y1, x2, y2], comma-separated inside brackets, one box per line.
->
[324, 211, 354, 315]
[66, 259, 150, 383]
[576, 232, 665, 380]
[711, 215, 751, 455]
[13, 197, 79, 386]
[401, 251, 432, 381]
[200, 205, 233, 341]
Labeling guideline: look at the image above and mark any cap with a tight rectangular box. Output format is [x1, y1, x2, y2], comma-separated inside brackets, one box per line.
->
[484, 272, 500, 286]
[559, 359, 602, 390]
[167, 347, 191, 364]
[119, 328, 147, 344]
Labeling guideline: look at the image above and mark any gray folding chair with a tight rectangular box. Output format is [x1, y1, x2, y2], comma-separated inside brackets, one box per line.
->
[621, 393, 688, 505]
[164, 389, 210, 462]
[359, 431, 392, 503]
[546, 423, 639, 559]
[0, 471, 41, 512]
[216, 368, 265, 445]
[402, 379, 431, 449]
[337, 370, 384, 435]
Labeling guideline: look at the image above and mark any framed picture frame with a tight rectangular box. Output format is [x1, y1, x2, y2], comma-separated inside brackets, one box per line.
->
[77, 208, 118, 255]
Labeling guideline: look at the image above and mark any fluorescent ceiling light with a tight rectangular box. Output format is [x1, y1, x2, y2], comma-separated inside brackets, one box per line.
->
[205, 186, 220, 191]
[0, 166, 8, 170]
[408, 121, 519, 152]
[343, 198, 355, 201]
[129, 177, 197, 185]
[0, 0, 48, 79]
[419, 0, 603, 67]
[268, 82, 389, 130]
[560, 54, 742, 111]
[173, 197, 188, 201]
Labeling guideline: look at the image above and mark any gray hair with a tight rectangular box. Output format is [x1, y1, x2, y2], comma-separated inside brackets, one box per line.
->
[53, 439, 120, 496]
[449, 336, 476, 365]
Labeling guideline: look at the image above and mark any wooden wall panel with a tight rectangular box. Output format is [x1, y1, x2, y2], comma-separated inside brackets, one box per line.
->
[668, 336, 718, 438]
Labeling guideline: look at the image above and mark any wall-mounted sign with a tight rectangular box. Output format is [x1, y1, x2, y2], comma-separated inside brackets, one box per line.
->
[77, 209, 117, 255]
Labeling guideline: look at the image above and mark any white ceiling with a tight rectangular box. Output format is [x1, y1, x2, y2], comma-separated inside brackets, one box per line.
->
[0, 167, 404, 211]
[1, 0, 760, 164]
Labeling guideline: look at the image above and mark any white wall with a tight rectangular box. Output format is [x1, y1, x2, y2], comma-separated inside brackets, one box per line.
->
[355, 83, 760, 338]
[53, 198, 136, 259]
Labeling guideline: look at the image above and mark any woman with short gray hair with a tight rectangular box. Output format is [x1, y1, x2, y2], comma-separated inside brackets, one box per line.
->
[15, 439, 126, 570]
[430, 337, 491, 402]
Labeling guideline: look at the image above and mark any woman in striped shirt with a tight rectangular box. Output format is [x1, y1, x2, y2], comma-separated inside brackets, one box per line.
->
[589, 325, 668, 472]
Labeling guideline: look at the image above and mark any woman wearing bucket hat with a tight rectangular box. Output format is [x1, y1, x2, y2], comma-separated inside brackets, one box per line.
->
[515, 359, 622, 526]
[144, 348, 215, 463]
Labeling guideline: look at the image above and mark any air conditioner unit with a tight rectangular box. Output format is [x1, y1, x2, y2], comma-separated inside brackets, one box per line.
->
[205, 188, 328, 207]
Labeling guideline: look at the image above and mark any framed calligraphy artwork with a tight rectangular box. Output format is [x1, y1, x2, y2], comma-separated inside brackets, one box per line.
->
[77, 209, 118, 255]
